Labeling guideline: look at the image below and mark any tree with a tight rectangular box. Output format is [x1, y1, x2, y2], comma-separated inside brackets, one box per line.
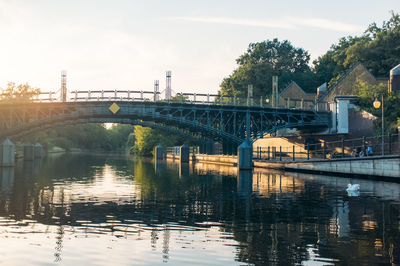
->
[132, 126, 188, 156]
[313, 11, 400, 86]
[21, 123, 134, 152]
[219, 38, 317, 98]
[313, 36, 367, 87]
[356, 81, 400, 133]
[346, 11, 400, 77]
[106, 124, 135, 150]
[0, 82, 40, 102]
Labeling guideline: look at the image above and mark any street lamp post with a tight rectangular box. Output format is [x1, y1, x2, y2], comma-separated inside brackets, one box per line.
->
[373, 95, 384, 156]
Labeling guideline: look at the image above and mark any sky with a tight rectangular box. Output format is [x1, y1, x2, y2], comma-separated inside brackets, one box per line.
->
[0, 0, 398, 95]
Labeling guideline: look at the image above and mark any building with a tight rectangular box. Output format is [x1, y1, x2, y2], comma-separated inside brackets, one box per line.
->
[318, 62, 388, 103]
[254, 62, 391, 153]
[277, 81, 316, 109]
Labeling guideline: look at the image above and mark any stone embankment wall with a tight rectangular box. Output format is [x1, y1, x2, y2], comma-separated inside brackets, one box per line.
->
[166, 154, 237, 165]
[254, 156, 400, 178]
[167, 152, 399, 178]
[194, 154, 237, 165]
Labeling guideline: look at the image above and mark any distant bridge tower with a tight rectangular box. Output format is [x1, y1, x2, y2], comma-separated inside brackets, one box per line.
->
[61, 70, 67, 102]
[154, 80, 160, 101]
[165, 71, 172, 100]
[247, 84, 253, 106]
[272, 76, 278, 108]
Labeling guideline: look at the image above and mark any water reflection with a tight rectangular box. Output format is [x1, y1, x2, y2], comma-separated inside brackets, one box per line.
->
[0, 167, 14, 194]
[0, 154, 399, 265]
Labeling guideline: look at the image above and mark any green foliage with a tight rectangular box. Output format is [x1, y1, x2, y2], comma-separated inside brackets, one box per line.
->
[356, 80, 388, 100]
[132, 126, 153, 154]
[107, 124, 135, 150]
[348, 11, 400, 76]
[170, 94, 189, 103]
[21, 123, 134, 152]
[131, 93, 198, 156]
[314, 11, 400, 87]
[356, 81, 400, 133]
[0, 82, 40, 102]
[313, 36, 366, 87]
[219, 38, 318, 98]
[132, 126, 186, 156]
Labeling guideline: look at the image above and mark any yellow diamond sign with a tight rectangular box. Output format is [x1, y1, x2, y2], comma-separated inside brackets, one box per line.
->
[109, 103, 120, 114]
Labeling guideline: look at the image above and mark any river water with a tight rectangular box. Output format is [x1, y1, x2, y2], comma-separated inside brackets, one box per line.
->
[0, 153, 399, 265]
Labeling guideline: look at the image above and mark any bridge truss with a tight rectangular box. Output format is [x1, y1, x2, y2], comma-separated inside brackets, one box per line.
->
[0, 99, 330, 147]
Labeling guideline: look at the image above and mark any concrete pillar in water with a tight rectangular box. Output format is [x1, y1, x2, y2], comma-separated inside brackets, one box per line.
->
[237, 170, 252, 221]
[24, 144, 35, 161]
[0, 139, 15, 167]
[237, 170, 253, 197]
[34, 143, 42, 158]
[238, 140, 253, 170]
[179, 163, 189, 179]
[206, 141, 214, 155]
[154, 158, 166, 176]
[154, 145, 165, 160]
[179, 144, 189, 163]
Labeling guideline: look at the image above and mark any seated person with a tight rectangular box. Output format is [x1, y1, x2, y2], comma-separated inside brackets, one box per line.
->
[367, 146, 373, 156]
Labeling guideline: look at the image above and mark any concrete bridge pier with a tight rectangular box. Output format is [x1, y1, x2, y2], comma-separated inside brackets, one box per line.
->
[237, 170, 252, 221]
[237, 170, 253, 197]
[34, 143, 42, 158]
[205, 141, 214, 155]
[179, 162, 189, 179]
[154, 145, 165, 160]
[0, 139, 15, 167]
[24, 144, 35, 161]
[232, 143, 238, 156]
[154, 159, 167, 176]
[238, 140, 253, 170]
[179, 144, 189, 163]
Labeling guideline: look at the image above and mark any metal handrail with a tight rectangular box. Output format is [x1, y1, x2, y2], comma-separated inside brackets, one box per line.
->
[0, 90, 330, 112]
[254, 133, 400, 161]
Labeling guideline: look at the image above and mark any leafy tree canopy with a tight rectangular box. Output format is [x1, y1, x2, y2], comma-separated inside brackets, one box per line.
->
[0, 82, 40, 102]
[132, 126, 188, 156]
[21, 123, 134, 152]
[219, 38, 318, 98]
[313, 11, 400, 87]
[356, 81, 400, 133]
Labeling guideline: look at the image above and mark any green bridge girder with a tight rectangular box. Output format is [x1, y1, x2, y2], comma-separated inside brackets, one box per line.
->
[0, 101, 330, 144]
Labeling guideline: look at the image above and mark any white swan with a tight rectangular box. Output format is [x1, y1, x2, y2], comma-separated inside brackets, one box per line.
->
[346, 184, 360, 196]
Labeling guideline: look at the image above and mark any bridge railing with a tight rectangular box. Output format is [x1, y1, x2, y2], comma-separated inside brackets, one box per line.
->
[4, 90, 330, 112]
[254, 133, 400, 161]
[0, 91, 60, 102]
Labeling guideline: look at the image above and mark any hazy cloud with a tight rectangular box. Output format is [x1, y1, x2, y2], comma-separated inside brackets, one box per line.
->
[171, 16, 363, 33]
[287, 17, 363, 32]
[172, 16, 295, 30]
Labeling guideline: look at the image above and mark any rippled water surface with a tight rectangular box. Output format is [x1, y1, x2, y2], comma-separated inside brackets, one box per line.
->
[0, 153, 400, 265]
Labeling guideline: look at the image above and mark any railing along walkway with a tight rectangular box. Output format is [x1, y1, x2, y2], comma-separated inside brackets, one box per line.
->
[254, 134, 400, 162]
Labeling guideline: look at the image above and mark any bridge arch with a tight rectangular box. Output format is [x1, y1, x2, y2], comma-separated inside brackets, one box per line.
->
[0, 101, 330, 145]
[6, 117, 208, 144]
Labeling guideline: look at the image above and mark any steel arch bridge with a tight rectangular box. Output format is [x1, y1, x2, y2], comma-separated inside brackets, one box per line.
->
[0, 99, 330, 146]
